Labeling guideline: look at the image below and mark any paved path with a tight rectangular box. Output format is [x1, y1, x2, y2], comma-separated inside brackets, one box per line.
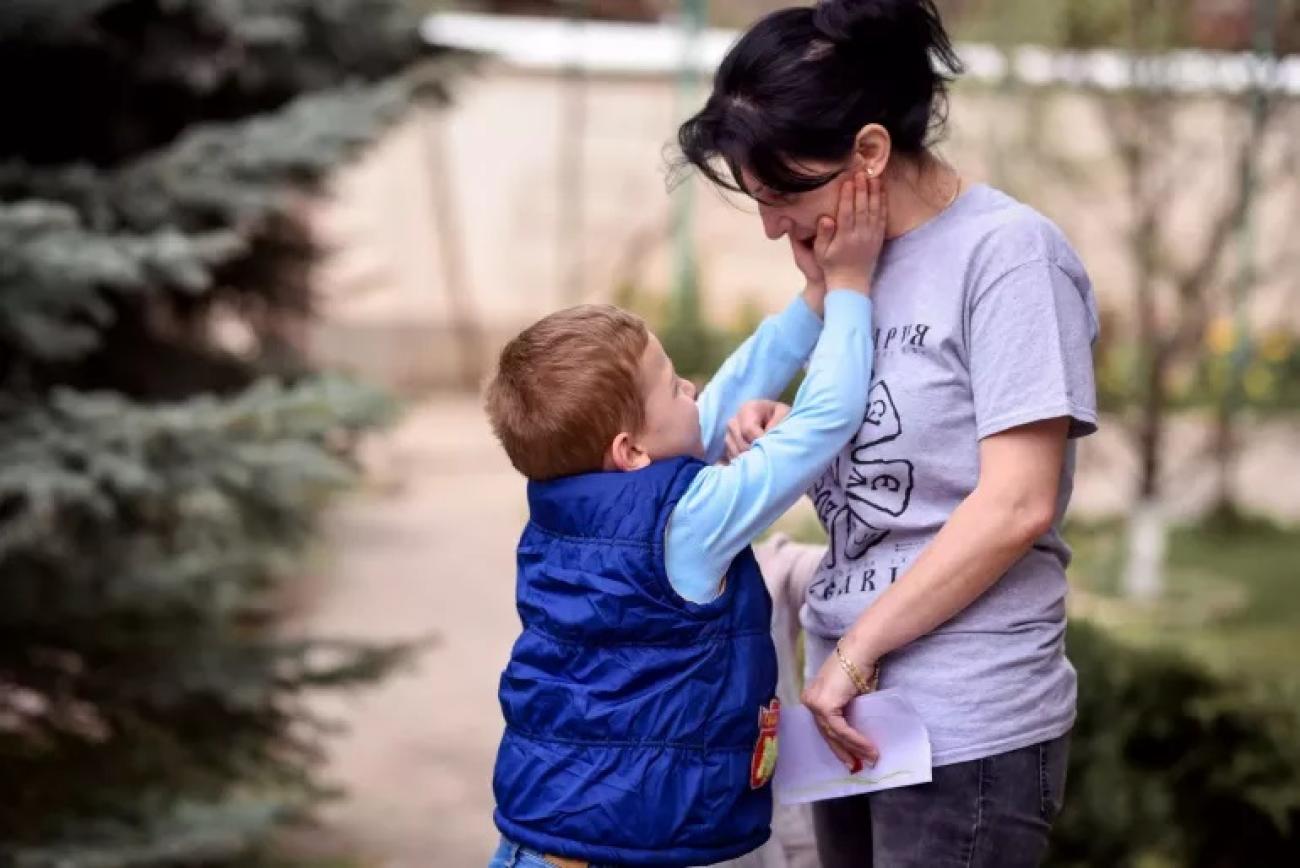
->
[290, 395, 1300, 867]
[292, 397, 520, 867]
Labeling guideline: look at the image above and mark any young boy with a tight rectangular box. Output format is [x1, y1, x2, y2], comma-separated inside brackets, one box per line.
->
[484, 173, 883, 867]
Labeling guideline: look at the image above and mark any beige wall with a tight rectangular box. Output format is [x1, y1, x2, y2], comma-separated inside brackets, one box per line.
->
[309, 62, 1300, 390]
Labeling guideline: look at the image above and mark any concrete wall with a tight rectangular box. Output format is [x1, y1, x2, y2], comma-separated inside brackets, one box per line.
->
[308, 62, 1300, 391]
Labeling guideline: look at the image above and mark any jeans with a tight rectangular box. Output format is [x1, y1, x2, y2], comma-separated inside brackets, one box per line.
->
[486, 835, 784, 868]
[813, 732, 1071, 868]
[488, 837, 611, 868]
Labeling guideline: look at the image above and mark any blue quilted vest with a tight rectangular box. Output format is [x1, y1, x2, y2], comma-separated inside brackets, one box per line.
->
[492, 456, 780, 866]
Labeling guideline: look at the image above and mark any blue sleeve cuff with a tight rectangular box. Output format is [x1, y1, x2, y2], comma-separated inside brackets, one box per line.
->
[824, 289, 873, 323]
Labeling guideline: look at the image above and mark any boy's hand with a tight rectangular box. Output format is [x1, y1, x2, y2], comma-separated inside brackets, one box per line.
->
[725, 399, 791, 462]
[787, 230, 827, 317]
[814, 171, 887, 294]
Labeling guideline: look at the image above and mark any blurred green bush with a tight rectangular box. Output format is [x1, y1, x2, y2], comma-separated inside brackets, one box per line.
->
[1052, 619, 1300, 867]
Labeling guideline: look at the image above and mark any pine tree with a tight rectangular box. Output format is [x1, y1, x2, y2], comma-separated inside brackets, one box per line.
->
[0, 2, 447, 863]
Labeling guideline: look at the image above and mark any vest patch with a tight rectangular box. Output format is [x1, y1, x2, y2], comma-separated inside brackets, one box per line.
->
[749, 698, 781, 789]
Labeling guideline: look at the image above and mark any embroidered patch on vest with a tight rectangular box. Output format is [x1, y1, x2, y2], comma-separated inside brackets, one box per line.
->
[749, 698, 781, 789]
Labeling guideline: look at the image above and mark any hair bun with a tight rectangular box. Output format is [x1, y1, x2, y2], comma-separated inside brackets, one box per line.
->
[810, 0, 963, 84]
[811, 0, 910, 44]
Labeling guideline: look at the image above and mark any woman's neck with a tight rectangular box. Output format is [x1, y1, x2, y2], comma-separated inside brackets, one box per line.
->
[882, 155, 962, 240]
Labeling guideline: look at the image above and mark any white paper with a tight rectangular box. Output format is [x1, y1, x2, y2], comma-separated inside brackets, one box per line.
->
[772, 689, 932, 805]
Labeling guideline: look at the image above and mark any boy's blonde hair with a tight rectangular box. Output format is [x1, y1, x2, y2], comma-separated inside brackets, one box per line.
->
[485, 305, 650, 481]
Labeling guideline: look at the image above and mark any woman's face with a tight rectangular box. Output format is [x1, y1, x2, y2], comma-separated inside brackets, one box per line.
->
[742, 159, 859, 243]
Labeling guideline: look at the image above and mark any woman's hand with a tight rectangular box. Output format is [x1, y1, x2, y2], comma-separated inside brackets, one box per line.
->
[724, 399, 790, 462]
[802, 641, 880, 772]
[814, 171, 887, 295]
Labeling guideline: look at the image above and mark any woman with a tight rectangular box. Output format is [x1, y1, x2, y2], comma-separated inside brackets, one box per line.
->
[677, 2, 1099, 866]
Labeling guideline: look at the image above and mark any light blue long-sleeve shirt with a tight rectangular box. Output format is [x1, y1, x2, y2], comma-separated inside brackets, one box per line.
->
[665, 290, 875, 603]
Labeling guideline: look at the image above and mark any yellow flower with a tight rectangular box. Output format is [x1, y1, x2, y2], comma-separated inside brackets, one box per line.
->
[1205, 316, 1236, 356]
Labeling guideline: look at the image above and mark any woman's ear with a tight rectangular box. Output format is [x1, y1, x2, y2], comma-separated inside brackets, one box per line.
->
[605, 431, 651, 472]
[853, 123, 892, 178]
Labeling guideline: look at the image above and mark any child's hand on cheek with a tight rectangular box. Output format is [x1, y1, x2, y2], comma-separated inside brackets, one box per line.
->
[814, 171, 887, 295]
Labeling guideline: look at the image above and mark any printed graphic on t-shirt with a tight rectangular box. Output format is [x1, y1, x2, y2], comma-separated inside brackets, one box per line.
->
[807, 377, 917, 602]
[799, 186, 1095, 760]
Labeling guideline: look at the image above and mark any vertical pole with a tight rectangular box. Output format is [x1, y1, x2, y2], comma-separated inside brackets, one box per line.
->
[558, 1, 589, 305]
[672, 0, 707, 324]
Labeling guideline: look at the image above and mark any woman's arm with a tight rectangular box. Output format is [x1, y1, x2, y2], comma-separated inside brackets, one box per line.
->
[801, 416, 1070, 766]
[840, 416, 1068, 661]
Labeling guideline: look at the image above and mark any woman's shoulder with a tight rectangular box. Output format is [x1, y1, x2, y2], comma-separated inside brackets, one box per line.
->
[954, 185, 1088, 289]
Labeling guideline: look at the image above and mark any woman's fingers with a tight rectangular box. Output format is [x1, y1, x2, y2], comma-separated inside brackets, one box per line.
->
[818, 720, 858, 768]
[825, 713, 879, 765]
[803, 663, 880, 771]
[809, 706, 872, 770]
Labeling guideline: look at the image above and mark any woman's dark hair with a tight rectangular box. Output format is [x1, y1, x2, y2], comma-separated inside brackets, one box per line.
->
[676, 0, 963, 197]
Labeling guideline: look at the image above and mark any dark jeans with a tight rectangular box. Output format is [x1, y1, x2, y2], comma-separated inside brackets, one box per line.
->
[813, 733, 1071, 868]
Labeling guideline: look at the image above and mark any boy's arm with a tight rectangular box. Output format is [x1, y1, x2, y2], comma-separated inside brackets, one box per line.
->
[666, 290, 874, 603]
[694, 294, 823, 465]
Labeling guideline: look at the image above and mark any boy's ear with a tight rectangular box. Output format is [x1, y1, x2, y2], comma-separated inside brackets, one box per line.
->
[606, 431, 650, 472]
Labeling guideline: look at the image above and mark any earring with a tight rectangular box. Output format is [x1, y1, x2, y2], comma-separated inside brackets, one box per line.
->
[866, 168, 875, 177]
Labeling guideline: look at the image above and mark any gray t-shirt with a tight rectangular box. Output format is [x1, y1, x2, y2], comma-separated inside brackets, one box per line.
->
[800, 184, 1099, 767]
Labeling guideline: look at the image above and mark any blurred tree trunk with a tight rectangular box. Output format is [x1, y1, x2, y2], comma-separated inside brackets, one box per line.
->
[1208, 0, 1283, 524]
[1092, 0, 1283, 597]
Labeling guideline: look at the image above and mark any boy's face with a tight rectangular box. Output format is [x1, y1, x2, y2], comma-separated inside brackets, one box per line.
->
[627, 333, 703, 465]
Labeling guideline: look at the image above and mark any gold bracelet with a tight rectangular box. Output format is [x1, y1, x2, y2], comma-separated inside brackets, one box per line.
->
[835, 639, 878, 695]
